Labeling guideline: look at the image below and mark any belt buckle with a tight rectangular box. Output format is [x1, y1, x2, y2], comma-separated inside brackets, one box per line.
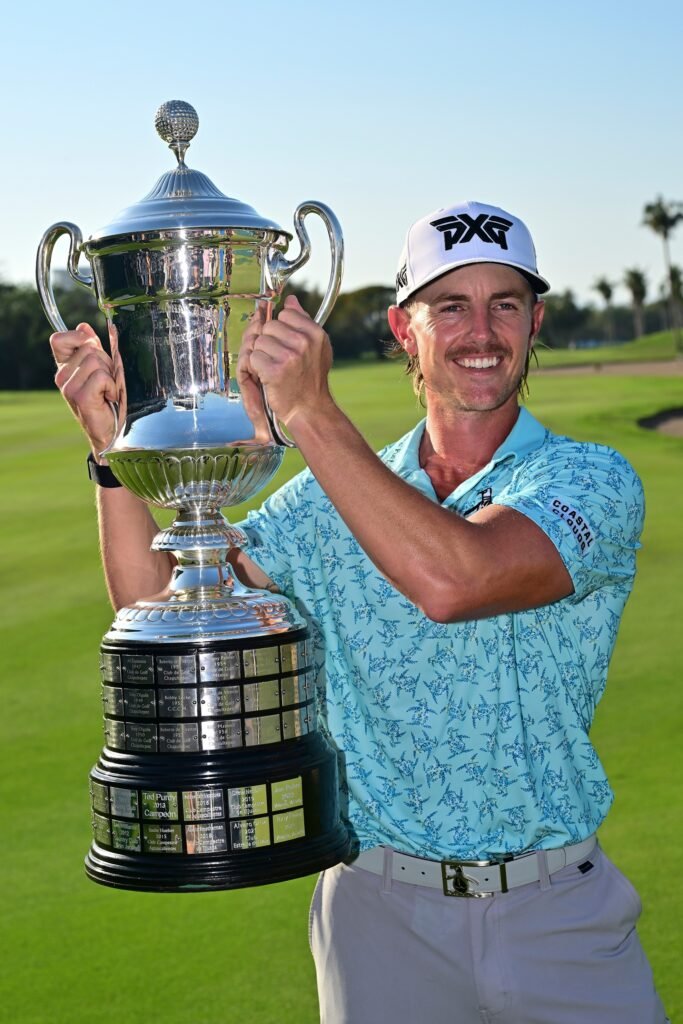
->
[440, 857, 509, 898]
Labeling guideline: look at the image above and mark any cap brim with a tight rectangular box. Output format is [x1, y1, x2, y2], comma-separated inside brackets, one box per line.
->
[399, 258, 550, 304]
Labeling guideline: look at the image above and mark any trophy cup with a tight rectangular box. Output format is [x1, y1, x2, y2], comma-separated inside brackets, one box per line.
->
[36, 100, 351, 892]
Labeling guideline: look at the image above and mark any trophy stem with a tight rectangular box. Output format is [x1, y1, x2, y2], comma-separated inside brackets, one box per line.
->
[152, 508, 248, 555]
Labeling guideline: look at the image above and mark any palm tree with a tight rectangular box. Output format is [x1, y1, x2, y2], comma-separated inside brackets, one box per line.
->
[670, 265, 682, 330]
[643, 197, 683, 346]
[593, 277, 615, 341]
[623, 268, 647, 339]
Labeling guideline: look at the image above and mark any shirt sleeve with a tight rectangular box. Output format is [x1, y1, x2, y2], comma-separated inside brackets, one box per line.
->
[235, 469, 314, 597]
[494, 443, 645, 602]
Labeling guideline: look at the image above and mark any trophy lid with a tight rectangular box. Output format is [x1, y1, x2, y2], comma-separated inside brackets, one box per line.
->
[89, 101, 288, 241]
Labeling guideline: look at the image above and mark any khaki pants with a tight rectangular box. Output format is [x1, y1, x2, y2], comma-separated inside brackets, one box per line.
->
[309, 845, 668, 1024]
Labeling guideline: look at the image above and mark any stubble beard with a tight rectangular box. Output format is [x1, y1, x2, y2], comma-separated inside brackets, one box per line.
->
[423, 364, 524, 415]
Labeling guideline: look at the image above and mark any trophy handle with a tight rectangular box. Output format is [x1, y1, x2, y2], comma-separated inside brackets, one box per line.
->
[288, 201, 345, 328]
[36, 221, 119, 454]
[36, 221, 94, 331]
[264, 201, 345, 447]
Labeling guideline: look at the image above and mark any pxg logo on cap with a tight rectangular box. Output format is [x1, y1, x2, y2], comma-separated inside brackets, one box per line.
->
[395, 200, 550, 305]
[430, 212, 513, 252]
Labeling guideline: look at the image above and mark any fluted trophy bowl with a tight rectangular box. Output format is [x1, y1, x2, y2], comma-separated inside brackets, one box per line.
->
[36, 102, 351, 891]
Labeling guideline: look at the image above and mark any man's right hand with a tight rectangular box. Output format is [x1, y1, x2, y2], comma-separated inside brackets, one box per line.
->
[50, 322, 120, 462]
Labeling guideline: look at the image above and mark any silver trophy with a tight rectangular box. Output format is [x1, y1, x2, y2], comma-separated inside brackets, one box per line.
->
[37, 101, 351, 891]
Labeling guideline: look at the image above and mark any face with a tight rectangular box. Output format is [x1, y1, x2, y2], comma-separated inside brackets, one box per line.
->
[388, 263, 544, 415]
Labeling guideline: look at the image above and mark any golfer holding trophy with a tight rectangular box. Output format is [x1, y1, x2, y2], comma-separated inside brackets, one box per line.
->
[42, 102, 667, 1022]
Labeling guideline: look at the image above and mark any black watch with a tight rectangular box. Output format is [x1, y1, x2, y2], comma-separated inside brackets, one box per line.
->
[87, 452, 122, 488]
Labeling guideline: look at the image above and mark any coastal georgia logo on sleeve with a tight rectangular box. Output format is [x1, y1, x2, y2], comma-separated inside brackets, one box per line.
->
[549, 498, 595, 554]
[431, 213, 514, 251]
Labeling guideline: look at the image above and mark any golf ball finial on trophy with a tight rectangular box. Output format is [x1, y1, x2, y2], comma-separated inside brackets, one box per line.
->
[36, 101, 351, 892]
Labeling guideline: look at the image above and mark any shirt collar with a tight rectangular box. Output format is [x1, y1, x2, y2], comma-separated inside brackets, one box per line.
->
[388, 406, 548, 500]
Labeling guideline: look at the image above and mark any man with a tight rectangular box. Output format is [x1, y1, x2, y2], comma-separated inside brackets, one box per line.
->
[51, 201, 667, 1023]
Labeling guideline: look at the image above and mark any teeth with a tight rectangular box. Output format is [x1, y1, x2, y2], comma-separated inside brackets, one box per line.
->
[457, 356, 501, 369]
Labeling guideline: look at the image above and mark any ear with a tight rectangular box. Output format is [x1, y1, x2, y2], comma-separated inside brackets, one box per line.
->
[387, 305, 418, 356]
[529, 299, 545, 347]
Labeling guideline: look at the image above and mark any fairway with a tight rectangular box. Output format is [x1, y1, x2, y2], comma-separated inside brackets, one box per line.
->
[1, 365, 682, 1023]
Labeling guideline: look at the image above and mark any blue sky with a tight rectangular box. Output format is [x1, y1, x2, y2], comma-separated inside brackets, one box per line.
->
[4, 0, 683, 307]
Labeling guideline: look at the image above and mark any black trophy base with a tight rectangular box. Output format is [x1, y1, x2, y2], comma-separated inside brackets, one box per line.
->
[85, 827, 350, 892]
[86, 736, 351, 892]
[88, 629, 351, 892]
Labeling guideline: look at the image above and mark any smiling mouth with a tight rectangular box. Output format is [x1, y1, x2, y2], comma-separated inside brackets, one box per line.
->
[453, 355, 503, 369]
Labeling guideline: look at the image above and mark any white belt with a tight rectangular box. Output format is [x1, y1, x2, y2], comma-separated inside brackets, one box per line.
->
[350, 836, 597, 898]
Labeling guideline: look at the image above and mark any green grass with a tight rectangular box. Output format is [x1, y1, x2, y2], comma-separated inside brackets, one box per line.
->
[534, 328, 678, 367]
[1, 368, 682, 1022]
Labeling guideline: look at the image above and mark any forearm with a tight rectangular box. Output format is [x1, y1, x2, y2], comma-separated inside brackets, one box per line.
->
[287, 400, 475, 618]
[97, 487, 174, 611]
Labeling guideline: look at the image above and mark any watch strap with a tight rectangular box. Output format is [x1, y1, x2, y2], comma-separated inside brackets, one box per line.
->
[87, 452, 122, 488]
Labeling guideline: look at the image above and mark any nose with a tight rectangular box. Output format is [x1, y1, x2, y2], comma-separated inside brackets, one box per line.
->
[469, 304, 495, 342]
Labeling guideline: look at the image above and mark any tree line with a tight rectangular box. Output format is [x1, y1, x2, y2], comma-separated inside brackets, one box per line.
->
[2, 197, 681, 390]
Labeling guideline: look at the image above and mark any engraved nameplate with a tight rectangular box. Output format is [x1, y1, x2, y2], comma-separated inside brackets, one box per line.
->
[227, 784, 268, 818]
[100, 653, 122, 683]
[121, 654, 154, 685]
[279, 641, 308, 674]
[199, 685, 241, 716]
[143, 823, 183, 854]
[182, 789, 225, 821]
[158, 688, 198, 719]
[159, 722, 200, 752]
[244, 714, 281, 746]
[102, 686, 124, 717]
[125, 723, 158, 752]
[156, 655, 197, 685]
[104, 719, 125, 750]
[242, 646, 280, 678]
[201, 719, 242, 750]
[281, 707, 307, 739]
[243, 679, 280, 712]
[185, 822, 228, 854]
[90, 781, 110, 814]
[230, 817, 271, 850]
[123, 688, 156, 718]
[142, 790, 178, 820]
[271, 777, 303, 812]
[92, 812, 112, 846]
[112, 820, 141, 852]
[302, 671, 315, 701]
[110, 787, 139, 819]
[272, 808, 306, 843]
[279, 676, 299, 707]
[198, 650, 240, 682]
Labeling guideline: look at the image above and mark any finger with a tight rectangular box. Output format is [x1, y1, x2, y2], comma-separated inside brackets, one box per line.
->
[54, 342, 113, 389]
[258, 317, 311, 349]
[71, 363, 119, 402]
[283, 294, 303, 311]
[273, 306, 322, 336]
[50, 324, 103, 365]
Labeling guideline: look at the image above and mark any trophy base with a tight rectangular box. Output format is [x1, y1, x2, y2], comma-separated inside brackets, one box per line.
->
[88, 629, 351, 892]
[86, 737, 350, 892]
[85, 829, 350, 892]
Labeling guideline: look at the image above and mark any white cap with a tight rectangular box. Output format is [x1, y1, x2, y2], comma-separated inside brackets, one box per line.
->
[395, 200, 550, 304]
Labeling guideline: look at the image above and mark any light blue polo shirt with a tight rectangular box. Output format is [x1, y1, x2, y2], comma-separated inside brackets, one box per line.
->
[239, 408, 645, 859]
